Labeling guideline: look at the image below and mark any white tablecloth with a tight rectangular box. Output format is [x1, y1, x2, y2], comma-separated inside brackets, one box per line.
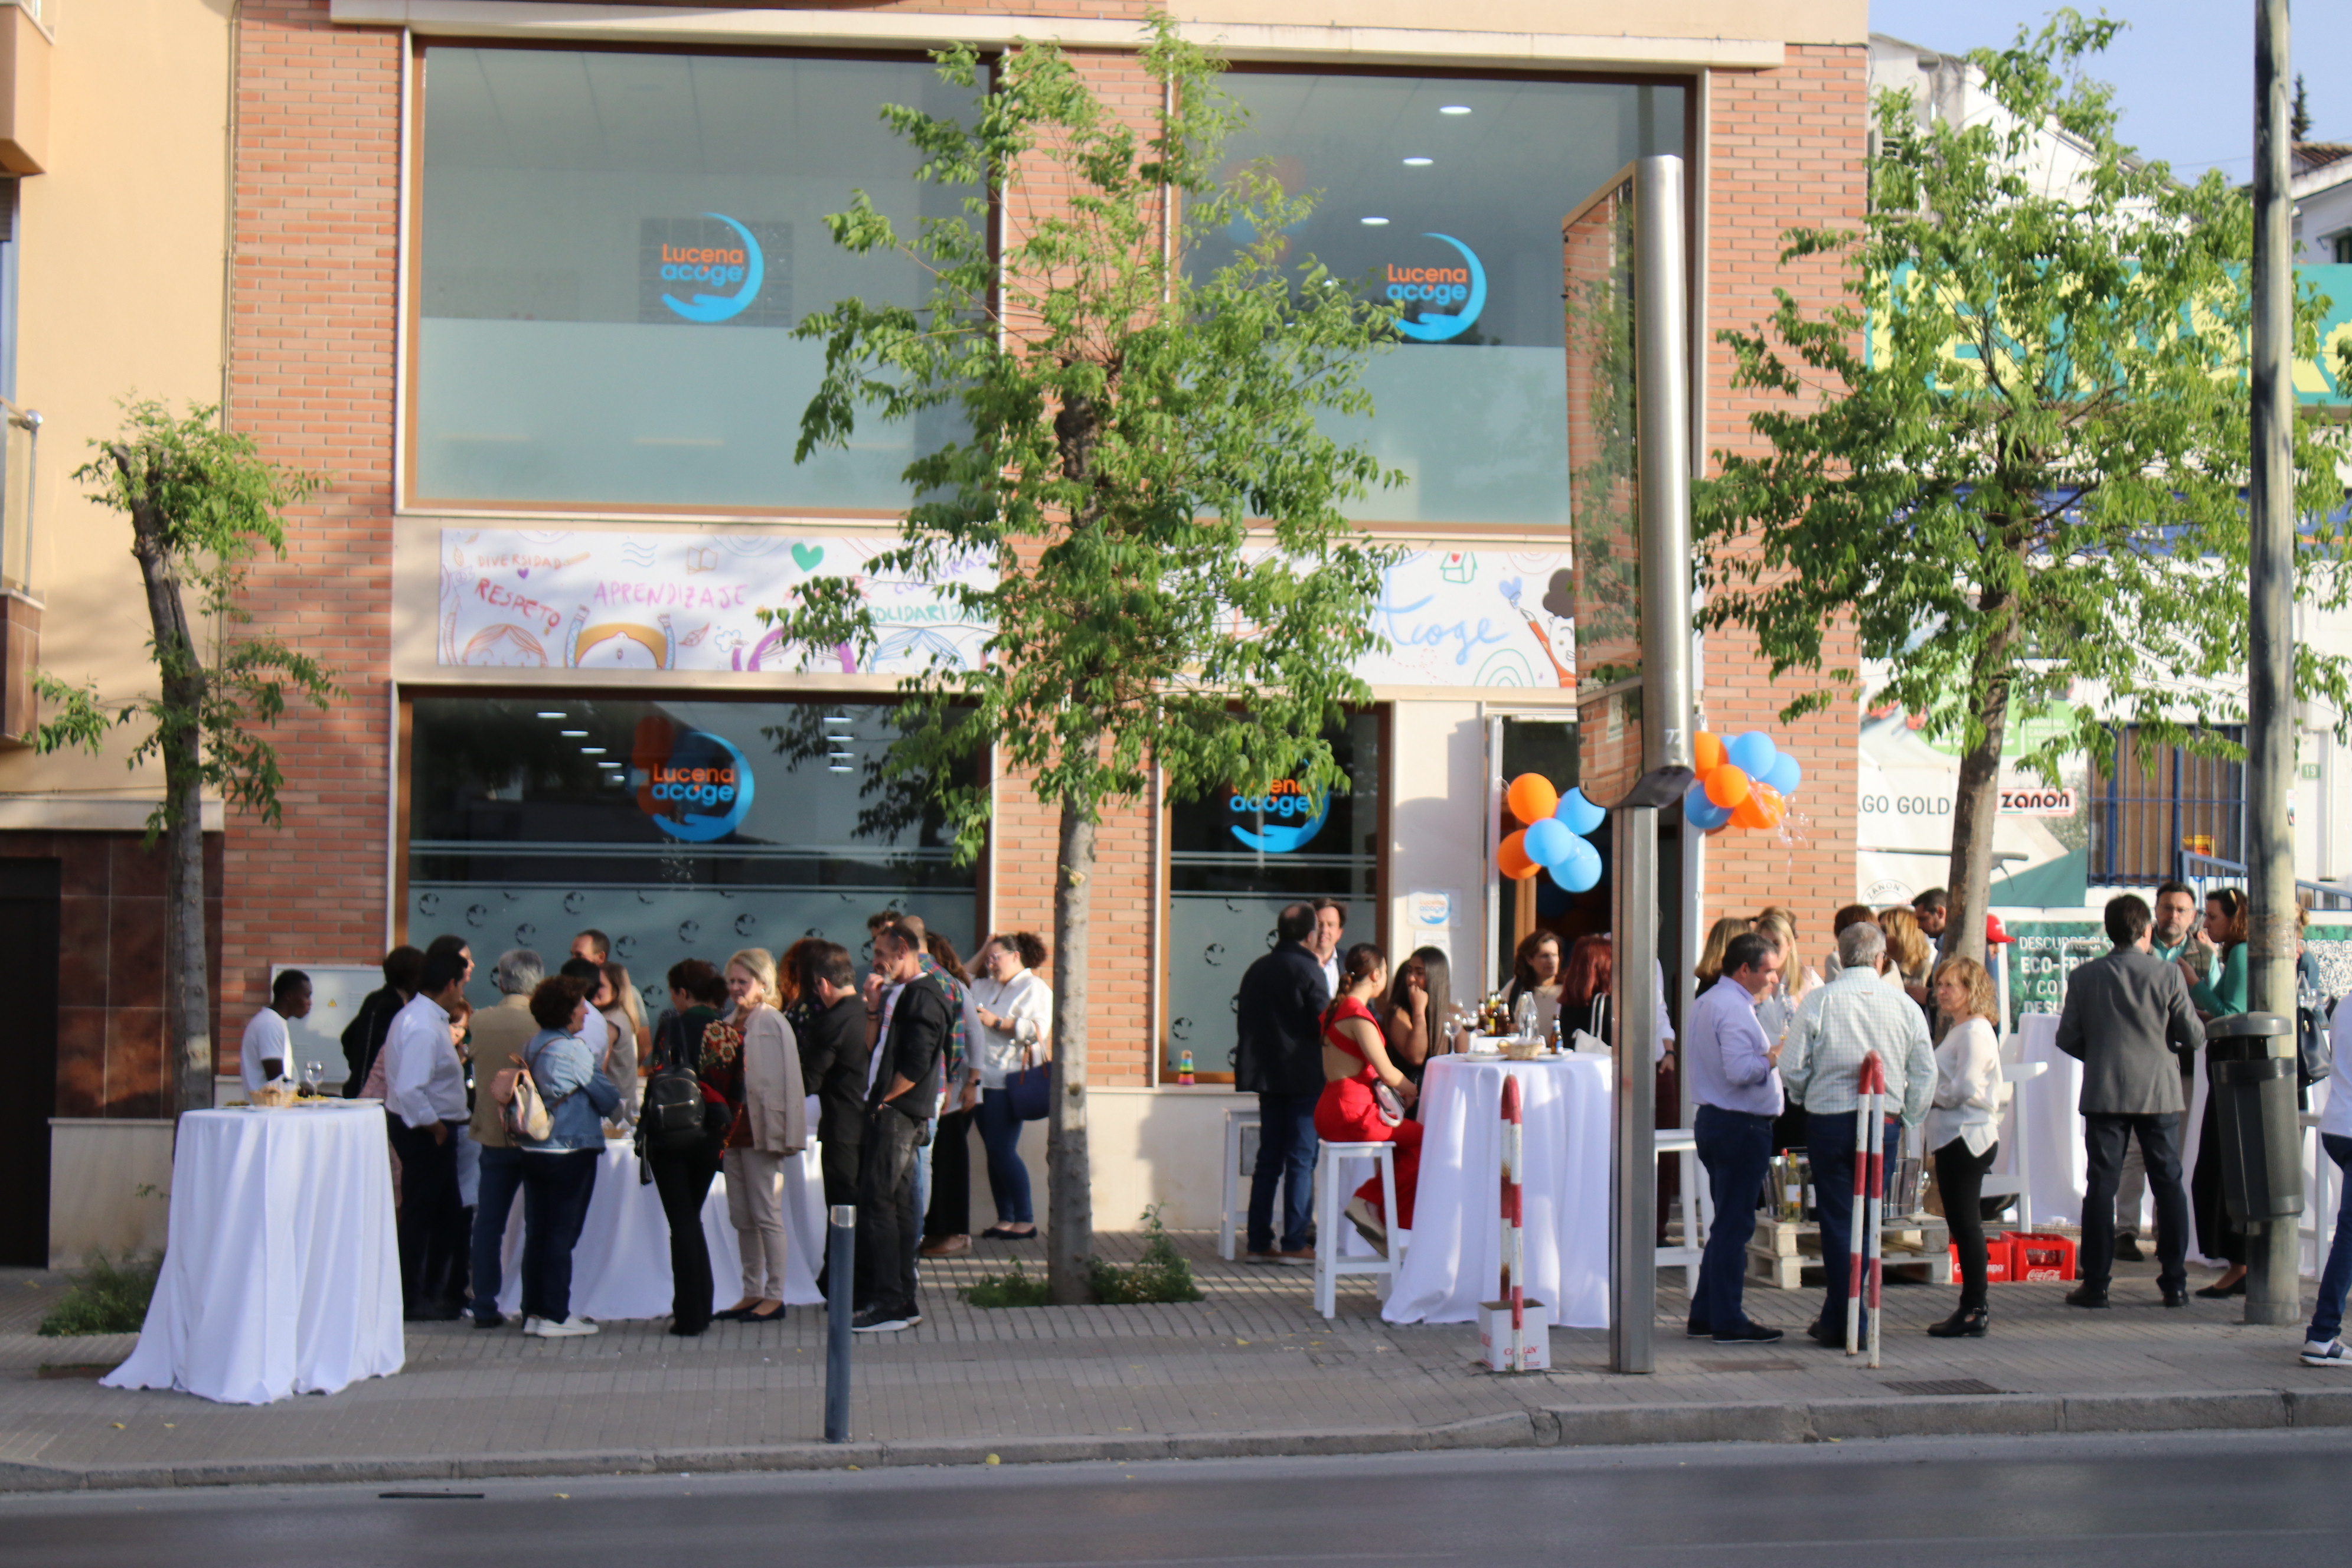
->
[492, 1138, 827, 1319]
[105, 1105, 404, 1404]
[1383, 1053, 1613, 1329]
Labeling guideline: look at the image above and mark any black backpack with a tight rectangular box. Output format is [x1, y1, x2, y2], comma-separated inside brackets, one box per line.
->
[640, 1013, 716, 1154]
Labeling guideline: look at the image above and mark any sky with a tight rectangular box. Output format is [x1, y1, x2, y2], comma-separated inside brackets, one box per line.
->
[1867, 1, 2352, 180]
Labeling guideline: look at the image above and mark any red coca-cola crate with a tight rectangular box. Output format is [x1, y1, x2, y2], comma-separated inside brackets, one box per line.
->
[2000, 1231, 2078, 1283]
[1949, 1237, 2015, 1283]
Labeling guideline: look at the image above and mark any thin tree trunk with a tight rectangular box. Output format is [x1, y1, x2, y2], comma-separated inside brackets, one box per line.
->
[1943, 602, 2016, 972]
[1046, 790, 1096, 1305]
[117, 456, 215, 1118]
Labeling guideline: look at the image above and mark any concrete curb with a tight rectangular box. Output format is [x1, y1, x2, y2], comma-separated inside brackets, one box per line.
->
[1, 1391, 2335, 1492]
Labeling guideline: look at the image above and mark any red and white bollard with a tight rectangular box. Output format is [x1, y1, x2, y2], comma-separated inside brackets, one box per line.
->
[1480, 1072, 1548, 1371]
[1844, 1052, 1886, 1368]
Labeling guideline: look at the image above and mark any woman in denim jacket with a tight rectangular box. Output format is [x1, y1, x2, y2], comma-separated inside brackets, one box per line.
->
[518, 974, 621, 1338]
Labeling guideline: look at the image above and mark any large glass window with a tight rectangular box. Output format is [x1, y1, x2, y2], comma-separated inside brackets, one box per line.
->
[1165, 714, 1382, 1081]
[1191, 74, 1682, 528]
[407, 697, 978, 1012]
[412, 48, 966, 511]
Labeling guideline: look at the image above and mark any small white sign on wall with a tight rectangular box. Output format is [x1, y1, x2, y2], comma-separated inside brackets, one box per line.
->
[271, 963, 388, 1086]
[1405, 890, 1461, 966]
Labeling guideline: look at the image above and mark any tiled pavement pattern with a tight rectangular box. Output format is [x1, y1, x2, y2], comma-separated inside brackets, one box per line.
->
[0, 1231, 2338, 1478]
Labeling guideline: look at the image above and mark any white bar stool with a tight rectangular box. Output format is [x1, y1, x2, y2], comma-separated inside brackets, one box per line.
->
[1219, 1106, 1263, 1261]
[1654, 1126, 1709, 1292]
[1981, 1059, 2049, 1229]
[1314, 1140, 1402, 1318]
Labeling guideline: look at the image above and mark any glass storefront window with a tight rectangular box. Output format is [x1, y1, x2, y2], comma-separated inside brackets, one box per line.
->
[1165, 714, 1382, 1080]
[1191, 73, 1683, 528]
[412, 48, 967, 511]
[406, 697, 978, 1012]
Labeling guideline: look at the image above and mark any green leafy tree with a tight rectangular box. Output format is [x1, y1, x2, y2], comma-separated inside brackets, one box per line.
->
[37, 400, 337, 1115]
[1696, 14, 2350, 965]
[759, 18, 1400, 1301]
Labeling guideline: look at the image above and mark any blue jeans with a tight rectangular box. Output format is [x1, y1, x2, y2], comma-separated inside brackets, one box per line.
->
[975, 1088, 1034, 1224]
[2309, 1133, 2352, 1343]
[1808, 1111, 1902, 1340]
[1247, 1093, 1318, 1254]
[1693, 1105, 1774, 1333]
[468, 1144, 526, 1321]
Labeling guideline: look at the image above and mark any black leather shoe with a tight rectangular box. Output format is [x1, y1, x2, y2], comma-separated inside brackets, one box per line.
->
[1685, 1319, 1713, 1338]
[2161, 1287, 2188, 1308]
[2194, 1276, 2248, 1299]
[472, 1310, 507, 1329]
[1712, 1323, 1785, 1344]
[2065, 1285, 2111, 1309]
[1926, 1306, 1989, 1338]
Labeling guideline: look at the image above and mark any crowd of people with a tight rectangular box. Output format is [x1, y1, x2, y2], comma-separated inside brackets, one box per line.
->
[261, 917, 1054, 1338]
[1678, 883, 2352, 1364]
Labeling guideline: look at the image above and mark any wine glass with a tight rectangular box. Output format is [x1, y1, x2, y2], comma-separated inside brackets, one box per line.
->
[301, 1060, 325, 1098]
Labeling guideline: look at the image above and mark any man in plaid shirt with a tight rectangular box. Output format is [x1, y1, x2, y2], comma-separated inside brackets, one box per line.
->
[1782, 919, 1936, 1348]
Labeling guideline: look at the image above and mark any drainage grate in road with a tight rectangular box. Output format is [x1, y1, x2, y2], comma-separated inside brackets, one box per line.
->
[1696, 1359, 1802, 1373]
[1881, 1377, 2005, 1396]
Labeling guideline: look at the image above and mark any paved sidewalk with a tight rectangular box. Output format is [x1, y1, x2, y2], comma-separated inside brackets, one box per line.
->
[2, 1230, 2347, 1489]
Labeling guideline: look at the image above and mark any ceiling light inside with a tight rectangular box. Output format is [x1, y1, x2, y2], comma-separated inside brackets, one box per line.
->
[1402, 156, 1433, 166]
[1360, 216, 1390, 226]
[537, 711, 566, 719]
[581, 747, 607, 756]
[560, 730, 587, 737]
[1439, 104, 1471, 115]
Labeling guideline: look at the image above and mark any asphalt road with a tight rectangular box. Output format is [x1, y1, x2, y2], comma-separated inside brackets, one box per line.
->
[8, 1428, 2351, 1567]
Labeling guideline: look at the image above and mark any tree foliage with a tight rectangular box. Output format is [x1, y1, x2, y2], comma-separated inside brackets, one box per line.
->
[1695, 12, 2350, 956]
[38, 399, 337, 840]
[762, 16, 1400, 848]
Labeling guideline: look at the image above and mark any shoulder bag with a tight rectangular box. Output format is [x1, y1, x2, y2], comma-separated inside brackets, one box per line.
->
[641, 1017, 717, 1155]
[501, 1051, 553, 1144]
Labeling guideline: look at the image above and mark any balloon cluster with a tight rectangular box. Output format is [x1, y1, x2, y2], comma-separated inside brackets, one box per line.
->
[1497, 775, 1608, 894]
[1685, 730, 1802, 835]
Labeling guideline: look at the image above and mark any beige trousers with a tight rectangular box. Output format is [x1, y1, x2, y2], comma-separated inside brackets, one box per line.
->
[723, 1147, 788, 1298]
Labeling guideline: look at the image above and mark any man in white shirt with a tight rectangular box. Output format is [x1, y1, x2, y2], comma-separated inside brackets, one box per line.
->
[559, 955, 613, 1061]
[570, 929, 609, 965]
[382, 949, 472, 1320]
[239, 971, 312, 1095]
[1313, 900, 1347, 999]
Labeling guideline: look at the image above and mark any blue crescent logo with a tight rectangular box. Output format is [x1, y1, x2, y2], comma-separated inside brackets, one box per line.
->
[662, 214, 765, 325]
[1394, 232, 1487, 344]
[648, 731, 756, 842]
[1229, 790, 1331, 854]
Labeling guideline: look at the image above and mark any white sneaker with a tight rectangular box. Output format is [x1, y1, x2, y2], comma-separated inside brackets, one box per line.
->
[521, 1316, 548, 1337]
[2302, 1338, 2348, 1367]
[535, 1315, 600, 1338]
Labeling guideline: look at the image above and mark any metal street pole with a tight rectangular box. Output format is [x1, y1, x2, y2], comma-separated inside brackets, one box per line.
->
[1609, 153, 1698, 1374]
[2246, 0, 2301, 1328]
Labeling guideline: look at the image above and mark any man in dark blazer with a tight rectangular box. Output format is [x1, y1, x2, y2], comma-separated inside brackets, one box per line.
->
[854, 923, 953, 1333]
[1234, 902, 1332, 1266]
[2056, 893, 2205, 1308]
[794, 941, 871, 1214]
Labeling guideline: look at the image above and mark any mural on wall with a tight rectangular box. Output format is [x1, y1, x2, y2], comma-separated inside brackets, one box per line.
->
[2004, 915, 2352, 1029]
[440, 530, 1576, 691]
[439, 530, 994, 676]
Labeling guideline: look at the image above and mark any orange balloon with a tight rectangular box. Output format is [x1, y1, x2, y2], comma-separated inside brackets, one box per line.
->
[1703, 763, 1752, 810]
[1751, 781, 1787, 827]
[1504, 773, 1560, 826]
[1733, 792, 1771, 831]
[1693, 731, 1724, 773]
[1498, 829, 1541, 881]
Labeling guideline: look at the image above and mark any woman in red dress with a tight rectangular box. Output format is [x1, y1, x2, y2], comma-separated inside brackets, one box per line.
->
[1315, 943, 1424, 1246]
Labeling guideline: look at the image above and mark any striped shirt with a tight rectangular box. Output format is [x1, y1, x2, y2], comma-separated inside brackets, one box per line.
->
[1781, 965, 1936, 1125]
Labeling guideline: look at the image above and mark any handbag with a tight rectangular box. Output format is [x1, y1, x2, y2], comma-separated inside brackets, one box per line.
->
[501, 1054, 552, 1144]
[1371, 1081, 1404, 1127]
[1007, 1046, 1051, 1122]
[2301, 997, 2335, 1089]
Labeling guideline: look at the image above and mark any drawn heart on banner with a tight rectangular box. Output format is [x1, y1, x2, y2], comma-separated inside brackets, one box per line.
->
[791, 543, 825, 571]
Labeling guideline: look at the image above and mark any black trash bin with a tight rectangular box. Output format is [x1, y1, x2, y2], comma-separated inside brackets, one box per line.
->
[2206, 1012, 2305, 1227]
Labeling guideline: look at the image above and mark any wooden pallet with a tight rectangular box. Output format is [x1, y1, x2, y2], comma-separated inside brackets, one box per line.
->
[1743, 1213, 1954, 1291]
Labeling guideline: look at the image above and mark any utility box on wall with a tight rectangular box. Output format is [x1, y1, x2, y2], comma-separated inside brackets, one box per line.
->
[0, 590, 40, 749]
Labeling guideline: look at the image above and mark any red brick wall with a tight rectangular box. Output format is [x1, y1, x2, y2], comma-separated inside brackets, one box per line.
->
[220, 2, 402, 1034]
[1698, 44, 1868, 967]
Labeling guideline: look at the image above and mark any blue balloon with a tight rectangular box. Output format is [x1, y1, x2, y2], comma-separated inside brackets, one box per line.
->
[1524, 816, 1576, 868]
[1555, 786, 1607, 838]
[1763, 752, 1802, 797]
[1684, 783, 1733, 831]
[1727, 730, 1778, 778]
[1554, 837, 1603, 893]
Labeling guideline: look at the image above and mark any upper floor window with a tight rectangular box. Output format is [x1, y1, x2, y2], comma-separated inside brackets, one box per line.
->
[1188, 73, 1683, 528]
[2334, 231, 2352, 264]
[410, 47, 967, 514]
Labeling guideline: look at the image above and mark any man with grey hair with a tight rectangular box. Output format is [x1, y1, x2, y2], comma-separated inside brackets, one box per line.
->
[464, 948, 544, 1327]
[1782, 919, 1936, 1349]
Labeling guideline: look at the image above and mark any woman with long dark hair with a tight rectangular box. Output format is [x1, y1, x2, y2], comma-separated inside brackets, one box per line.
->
[1505, 930, 1566, 1035]
[1314, 944, 1423, 1247]
[642, 959, 730, 1337]
[1381, 946, 1452, 1091]
[2188, 887, 2251, 1296]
